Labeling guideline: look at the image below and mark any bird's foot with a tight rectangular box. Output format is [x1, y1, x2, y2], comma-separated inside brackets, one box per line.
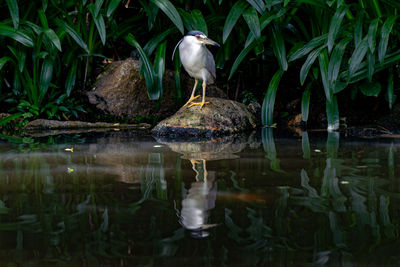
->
[183, 95, 201, 107]
[187, 100, 210, 109]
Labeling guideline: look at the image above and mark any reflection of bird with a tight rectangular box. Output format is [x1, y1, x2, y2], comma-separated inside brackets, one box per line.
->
[172, 31, 220, 109]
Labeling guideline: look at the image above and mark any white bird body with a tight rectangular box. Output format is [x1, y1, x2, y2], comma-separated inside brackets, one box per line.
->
[173, 31, 219, 109]
[179, 36, 216, 84]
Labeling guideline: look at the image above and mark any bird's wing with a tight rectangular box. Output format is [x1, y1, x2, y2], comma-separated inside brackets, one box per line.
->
[205, 48, 216, 82]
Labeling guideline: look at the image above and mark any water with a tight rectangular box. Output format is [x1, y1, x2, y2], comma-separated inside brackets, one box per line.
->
[0, 129, 399, 266]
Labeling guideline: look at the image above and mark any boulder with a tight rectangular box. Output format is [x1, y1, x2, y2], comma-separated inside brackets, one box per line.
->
[152, 97, 258, 138]
[87, 58, 226, 119]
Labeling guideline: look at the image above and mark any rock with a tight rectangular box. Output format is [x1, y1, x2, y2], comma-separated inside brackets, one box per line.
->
[152, 97, 257, 138]
[87, 58, 226, 119]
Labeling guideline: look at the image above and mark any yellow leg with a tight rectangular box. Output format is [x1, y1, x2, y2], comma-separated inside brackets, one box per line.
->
[183, 79, 200, 107]
[187, 81, 210, 109]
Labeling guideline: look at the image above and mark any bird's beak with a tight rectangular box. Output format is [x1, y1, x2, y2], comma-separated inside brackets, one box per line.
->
[201, 37, 220, 47]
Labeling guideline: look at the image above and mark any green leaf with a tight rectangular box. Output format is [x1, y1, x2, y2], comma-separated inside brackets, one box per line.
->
[94, 0, 105, 17]
[229, 37, 265, 80]
[359, 80, 381, 96]
[191, 10, 208, 36]
[223, 0, 248, 43]
[153, 41, 167, 100]
[6, 0, 19, 29]
[271, 24, 287, 71]
[0, 57, 13, 71]
[125, 33, 156, 99]
[367, 18, 379, 53]
[300, 45, 326, 85]
[301, 84, 311, 122]
[319, 49, 331, 102]
[107, 0, 122, 17]
[139, 0, 159, 30]
[57, 20, 89, 52]
[144, 28, 175, 56]
[150, 0, 184, 34]
[0, 25, 34, 47]
[44, 29, 62, 51]
[261, 69, 283, 126]
[65, 61, 77, 97]
[326, 96, 339, 131]
[88, 5, 106, 45]
[328, 38, 350, 91]
[378, 16, 397, 63]
[387, 68, 395, 109]
[39, 58, 54, 105]
[243, 6, 261, 40]
[327, 6, 346, 53]
[289, 34, 327, 61]
[0, 113, 23, 126]
[354, 12, 363, 47]
[367, 51, 375, 82]
[348, 38, 368, 81]
[246, 0, 265, 14]
[38, 9, 48, 29]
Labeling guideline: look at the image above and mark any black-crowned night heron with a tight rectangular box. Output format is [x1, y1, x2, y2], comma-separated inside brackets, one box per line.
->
[172, 31, 220, 109]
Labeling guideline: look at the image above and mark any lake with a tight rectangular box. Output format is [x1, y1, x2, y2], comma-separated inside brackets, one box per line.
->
[0, 129, 399, 266]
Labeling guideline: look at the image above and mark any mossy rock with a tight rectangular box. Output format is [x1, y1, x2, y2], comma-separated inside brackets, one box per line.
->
[152, 97, 258, 138]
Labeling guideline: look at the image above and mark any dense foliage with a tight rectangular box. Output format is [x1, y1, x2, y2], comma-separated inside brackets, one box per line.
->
[1, 0, 400, 129]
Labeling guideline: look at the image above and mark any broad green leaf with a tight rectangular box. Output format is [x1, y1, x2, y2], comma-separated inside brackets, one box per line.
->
[348, 38, 368, 81]
[246, 0, 265, 13]
[0, 25, 34, 47]
[44, 29, 62, 51]
[94, 0, 105, 17]
[387, 68, 395, 109]
[38, 9, 48, 29]
[0, 57, 13, 71]
[243, 6, 261, 40]
[228, 37, 265, 80]
[300, 45, 326, 85]
[367, 18, 379, 53]
[191, 10, 208, 36]
[223, 0, 248, 43]
[65, 61, 77, 97]
[144, 28, 174, 56]
[289, 34, 327, 61]
[354, 12, 363, 47]
[153, 41, 167, 100]
[359, 80, 381, 96]
[173, 52, 182, 106]
[326, 96, 339, 131]
[150, 0, 184, 34]
[261, 69, 283, 126]
[57, 20, 89, 52]
[367, 51, 375, 81]
[378, 16, 397, 63]
[39, 58, 54, 105]
[6, 0, 19, 29]
[107, 0, 122, 17]
[139, 0, 159, 30]
[0, 113, 23, 126]
[319, 50, 331, 102]
[88, 5, 106, 45]
[271, 24, 287, 71]
[301, 84, 311, 122]
[328, 38, 350, 90]
[125, 33, 156, 99]
[7, 45, 25, 72]
[327, 6, 346, 53]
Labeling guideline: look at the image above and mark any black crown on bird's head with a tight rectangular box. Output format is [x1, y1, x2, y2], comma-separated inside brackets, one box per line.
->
[185, 30, 207, 37]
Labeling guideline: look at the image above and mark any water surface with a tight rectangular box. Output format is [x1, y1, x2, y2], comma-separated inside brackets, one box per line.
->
[0, 129, 399, 266]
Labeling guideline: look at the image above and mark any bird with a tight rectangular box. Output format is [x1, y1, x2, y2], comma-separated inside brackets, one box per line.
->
[172, 31, 220, 109]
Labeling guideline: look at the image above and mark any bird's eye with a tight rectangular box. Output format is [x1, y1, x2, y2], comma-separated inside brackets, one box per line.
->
[195, 35, 201, 39]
